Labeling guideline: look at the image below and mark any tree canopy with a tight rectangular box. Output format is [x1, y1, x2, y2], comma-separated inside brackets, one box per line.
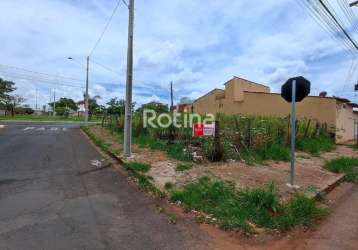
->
[49, 98, 78, 111]
[106, 98, 125, 115]
[0, 78, 16, 106]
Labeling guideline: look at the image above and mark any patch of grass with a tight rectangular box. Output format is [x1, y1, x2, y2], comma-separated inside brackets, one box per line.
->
[297, 135, 335, 155]
[257, 144, 290, 162]
[167, 143, 193, 162]
[276, 195, 328, 231]
[175, 162, 193, 172]
[127, 170, 165, 198]
[171, 177, 325, 232]
[126, 162, 151, 173]
[133, 135, 193, 162]
[240, 144, 290, 164]
[168, 213, 177, 224]
[324, 157, 358, 183]
[164, 182, 174, 190]
[349, 144, 358, 151]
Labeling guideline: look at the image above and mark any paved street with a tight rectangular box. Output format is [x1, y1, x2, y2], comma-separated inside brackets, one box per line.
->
[0, 122, 211, 250]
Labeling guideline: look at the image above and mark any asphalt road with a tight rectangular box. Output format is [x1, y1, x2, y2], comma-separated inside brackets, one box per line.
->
[0, 122, 212, 250]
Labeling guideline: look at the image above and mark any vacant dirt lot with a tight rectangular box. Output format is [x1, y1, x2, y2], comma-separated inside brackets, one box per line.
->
[88, 126, 356, 200]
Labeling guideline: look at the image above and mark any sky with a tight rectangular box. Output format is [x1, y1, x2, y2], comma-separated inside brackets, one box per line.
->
[0, 0, 357, 109]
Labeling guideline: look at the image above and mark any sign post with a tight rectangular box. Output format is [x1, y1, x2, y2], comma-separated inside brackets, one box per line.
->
[281, 76, 311, 189]
[290, 80, 296, 187]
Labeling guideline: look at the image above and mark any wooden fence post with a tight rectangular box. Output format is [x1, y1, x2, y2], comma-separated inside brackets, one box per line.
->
[304, 119, 311, 138]
[214, 120, 223, 161]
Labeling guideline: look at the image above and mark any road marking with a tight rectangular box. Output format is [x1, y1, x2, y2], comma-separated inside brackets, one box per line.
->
[24, 127, 35, 131]
[50, 127, 58, 131]
[36, 127, 45, 131]
[91, 159, 106, 168]
[62, 128, 68, 131]
[0, 125, 4, 129]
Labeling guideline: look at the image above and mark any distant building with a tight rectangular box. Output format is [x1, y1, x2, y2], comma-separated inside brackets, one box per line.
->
[171, 97, 194, 113]
[193, 76, 358, 143]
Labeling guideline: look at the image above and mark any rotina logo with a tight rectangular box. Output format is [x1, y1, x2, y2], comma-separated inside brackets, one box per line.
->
[143, 109, 215, 129]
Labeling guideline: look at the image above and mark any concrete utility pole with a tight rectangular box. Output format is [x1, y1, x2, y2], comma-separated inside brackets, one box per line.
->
[350, 0, 358, 7]
[170, 81, 174, 110]
[53, 88, 56, 117]
[124, 0, 135, 157]
[85, 56, 90, 126]
[35, 88, 38, 113]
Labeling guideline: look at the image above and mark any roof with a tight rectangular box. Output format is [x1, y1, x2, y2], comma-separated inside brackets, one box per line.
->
[224, 76, 270, 89]
[193, 88, 224, 103]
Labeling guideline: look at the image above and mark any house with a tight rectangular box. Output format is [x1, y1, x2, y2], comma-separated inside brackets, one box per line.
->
[171, 103, 193, 113]
[193, 76, 358, 143]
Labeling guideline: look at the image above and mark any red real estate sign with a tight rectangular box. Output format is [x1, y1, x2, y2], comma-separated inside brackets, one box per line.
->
[193, 123, 215, 137]
[193, 123, 204, 137]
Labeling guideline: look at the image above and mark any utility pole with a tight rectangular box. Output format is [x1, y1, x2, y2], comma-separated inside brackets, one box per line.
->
[170, 81, 174, 110]
[53, 88, 56, 117]
[350, 0, 358, 7]
[85, 56, 90, 126]
[124, 0, 135, 157]
[49, 89, 52, 115]
[35, 88, 38, 113]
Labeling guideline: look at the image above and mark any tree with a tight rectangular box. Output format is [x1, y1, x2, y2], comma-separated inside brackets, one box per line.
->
[0, 78, 16, 114]
[88, 95, 101, 119]
[8, 95, 25, 116]
[139, 102, 168, 114]
[106, 98, 126, 115]
[49, 98, 78, 112]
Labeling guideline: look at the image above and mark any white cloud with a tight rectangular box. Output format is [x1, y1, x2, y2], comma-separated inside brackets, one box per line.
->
[0, 0, 357, 109]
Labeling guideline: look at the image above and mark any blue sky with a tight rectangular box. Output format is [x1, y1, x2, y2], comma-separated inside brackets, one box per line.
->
[0, 0, 357, 109]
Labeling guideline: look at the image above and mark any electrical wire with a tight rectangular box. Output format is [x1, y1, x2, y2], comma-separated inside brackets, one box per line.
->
[89, 0, 123, 57]
[296, 0, 356, 57]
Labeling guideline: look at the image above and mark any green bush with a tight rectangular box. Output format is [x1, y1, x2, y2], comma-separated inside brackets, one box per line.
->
[171, 177, 325, 232]
[126, 162, 151, 173]
[296, 135, 335, 155]
[324, 157, 358, 183]
[276, 195, 327, 230]
[167, 143, 193, 162]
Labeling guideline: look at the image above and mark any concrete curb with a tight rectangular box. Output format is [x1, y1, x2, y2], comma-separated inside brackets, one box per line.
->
[313, 173, 346, 200]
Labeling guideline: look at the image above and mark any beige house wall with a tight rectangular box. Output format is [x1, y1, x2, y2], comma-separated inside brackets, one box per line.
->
[193, 77, 358, 143]
[194, 91, 337, 126]
[336, 103, 358, 142]
[225, 77, 270, 102]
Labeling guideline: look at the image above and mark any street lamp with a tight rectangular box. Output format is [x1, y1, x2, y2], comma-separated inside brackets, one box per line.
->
[68, 56, 90, 126]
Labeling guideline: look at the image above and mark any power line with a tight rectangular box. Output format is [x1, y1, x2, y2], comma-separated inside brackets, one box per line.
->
[0, 63, 116, 86]
[89, 0, 123, 57]
[296, 0, 356, 56]
[89, 59, 122, 76]
[0, 71, 85, 89]
[318, 0, 358, 50]
[0, 64, 85, 83]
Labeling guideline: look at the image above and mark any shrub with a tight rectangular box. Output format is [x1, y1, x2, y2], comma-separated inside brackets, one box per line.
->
[276, 195, 327, 231]
[167, 143, 193, 162]
[126, 162, 151, 173]
[324, 157, 358, 183]
[296, 135, 335, 155]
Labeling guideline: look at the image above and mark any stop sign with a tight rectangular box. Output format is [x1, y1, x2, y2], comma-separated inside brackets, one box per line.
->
[281, 76, 311, 103]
